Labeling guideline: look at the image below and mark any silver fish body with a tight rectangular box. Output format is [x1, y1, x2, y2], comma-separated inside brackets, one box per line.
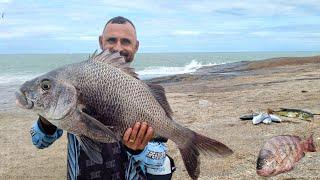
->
[16, 51, 233, 179]
[256, 135, 316, 177]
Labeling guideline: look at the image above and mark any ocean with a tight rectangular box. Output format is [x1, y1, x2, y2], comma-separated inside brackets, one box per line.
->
[1, 51, 319, 111]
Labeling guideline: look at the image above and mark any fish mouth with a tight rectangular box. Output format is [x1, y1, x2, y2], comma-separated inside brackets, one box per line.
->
[15, 90, 34, 109]
[256, 169, 276, 177]
[256, 157, 264, 170]
[256, 169, 269, 176]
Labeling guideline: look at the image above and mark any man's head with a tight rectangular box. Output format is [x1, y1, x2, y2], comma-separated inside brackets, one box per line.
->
[99, 16, 139, 62]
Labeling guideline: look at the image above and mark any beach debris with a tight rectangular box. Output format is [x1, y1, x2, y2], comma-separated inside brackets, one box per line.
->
[240, 107, 317, 124]
[198, 99, 211, 107]
[15, 50, 233, 180]
[274, 108, 314, 121]
[252, 113, 282, 125]
[241, 109, 282, 125]
[256, 134, 316, 177]
[239, 113, 258, 120]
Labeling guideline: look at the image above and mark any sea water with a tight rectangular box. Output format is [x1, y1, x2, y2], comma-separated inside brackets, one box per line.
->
[1, 51, 319, 111]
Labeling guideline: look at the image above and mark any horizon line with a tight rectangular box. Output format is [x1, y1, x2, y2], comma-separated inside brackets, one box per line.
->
[1, 50, 320, 55]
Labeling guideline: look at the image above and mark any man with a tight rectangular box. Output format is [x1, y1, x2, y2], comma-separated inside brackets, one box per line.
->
[30, 16, 175, 180]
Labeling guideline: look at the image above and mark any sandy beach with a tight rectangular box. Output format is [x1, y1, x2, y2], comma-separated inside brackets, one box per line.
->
[1, 56, 320, 180]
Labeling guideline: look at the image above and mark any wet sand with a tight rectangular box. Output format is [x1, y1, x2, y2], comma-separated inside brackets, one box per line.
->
[1, 56, 320, 179]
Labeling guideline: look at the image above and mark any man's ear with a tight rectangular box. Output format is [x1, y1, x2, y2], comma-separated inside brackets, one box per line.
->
[135, 40, 139, 52]
[99, 35, 103, 50]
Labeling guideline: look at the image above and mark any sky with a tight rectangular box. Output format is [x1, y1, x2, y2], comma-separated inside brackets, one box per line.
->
[0, 0, 320, 53]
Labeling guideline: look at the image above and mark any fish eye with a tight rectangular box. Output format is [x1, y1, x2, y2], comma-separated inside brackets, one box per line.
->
[41, 79, 51, 91]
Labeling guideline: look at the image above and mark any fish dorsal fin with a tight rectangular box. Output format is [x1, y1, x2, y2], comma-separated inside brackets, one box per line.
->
[87, 49, 98, 60]
[147, 83, 173, 118]
[91, 50, 139, 79]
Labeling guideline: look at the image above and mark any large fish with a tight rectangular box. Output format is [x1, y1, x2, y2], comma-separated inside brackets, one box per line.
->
[15, 50, 233, 179]
[256, 134, 316, 177]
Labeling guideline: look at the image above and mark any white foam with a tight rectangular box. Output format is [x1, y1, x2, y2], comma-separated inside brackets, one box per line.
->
[0, 74, 42, 85]
[0, 60, 216, 84]
[137, 60, 216, 79]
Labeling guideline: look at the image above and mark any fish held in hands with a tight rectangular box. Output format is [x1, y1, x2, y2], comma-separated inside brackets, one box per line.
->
[15, 50, 233, 180]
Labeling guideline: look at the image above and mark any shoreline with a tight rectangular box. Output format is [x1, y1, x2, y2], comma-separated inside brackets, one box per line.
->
[1, 55, 320, 179]
[146, 55, 320, 84]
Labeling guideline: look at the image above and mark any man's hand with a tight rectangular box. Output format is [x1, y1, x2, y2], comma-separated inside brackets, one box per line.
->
[123, 122, 154, 151]
[30, 120, 63, 149]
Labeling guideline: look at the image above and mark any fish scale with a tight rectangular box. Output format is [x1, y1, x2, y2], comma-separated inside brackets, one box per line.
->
[75, 60, 156, 131]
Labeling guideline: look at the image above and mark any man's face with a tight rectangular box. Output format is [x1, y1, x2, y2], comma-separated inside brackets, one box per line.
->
[99, 22, 139, 62]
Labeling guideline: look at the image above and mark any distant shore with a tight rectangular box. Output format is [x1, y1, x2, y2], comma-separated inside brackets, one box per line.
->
[1, 55, 320, 179]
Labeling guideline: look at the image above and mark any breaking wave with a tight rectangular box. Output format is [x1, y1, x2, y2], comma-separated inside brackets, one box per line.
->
[137, 60, 217, 79]
[0, 60, 217, 84]
[0, 74, 42, 85]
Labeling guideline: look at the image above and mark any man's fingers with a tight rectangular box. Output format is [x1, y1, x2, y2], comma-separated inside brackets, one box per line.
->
[123, 122, 155, 151]
[135, 122, 148, 145]
[129, 122, 140, 142]
[123, 127, 132, 142]
[141, 127, 154, 148]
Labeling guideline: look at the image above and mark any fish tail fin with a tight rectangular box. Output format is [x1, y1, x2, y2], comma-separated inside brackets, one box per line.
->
[193, 132, 234, 156]
[179, 142, 200, 180]
[178, 131, 233, 179]
[305, 134, 316, 152]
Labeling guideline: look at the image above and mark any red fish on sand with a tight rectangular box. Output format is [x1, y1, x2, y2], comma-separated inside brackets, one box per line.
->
[256, 134, 316, 177]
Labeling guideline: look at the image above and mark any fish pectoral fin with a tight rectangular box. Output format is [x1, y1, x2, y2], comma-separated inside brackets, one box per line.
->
[77, 107, 118, 143]
[76, 135, 103, 164]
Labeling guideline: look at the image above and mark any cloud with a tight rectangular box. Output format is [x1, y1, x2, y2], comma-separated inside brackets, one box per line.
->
[172, 30, 202, 36]
[250, 31, 272, 37]
[0, 25, 64, 39]
[1, 1, 320, 52]
[0, 0, 11, 3]
[174, 0, 320, 18]
[54, 35, 97, 41]
[140, 45, 168, 48]
[250, 31, 320, 40]
[0, 31, 22, 38]
[170, 30, 241, 37]
[79, 35, 97, 41]
[98, 0, 173, 13]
